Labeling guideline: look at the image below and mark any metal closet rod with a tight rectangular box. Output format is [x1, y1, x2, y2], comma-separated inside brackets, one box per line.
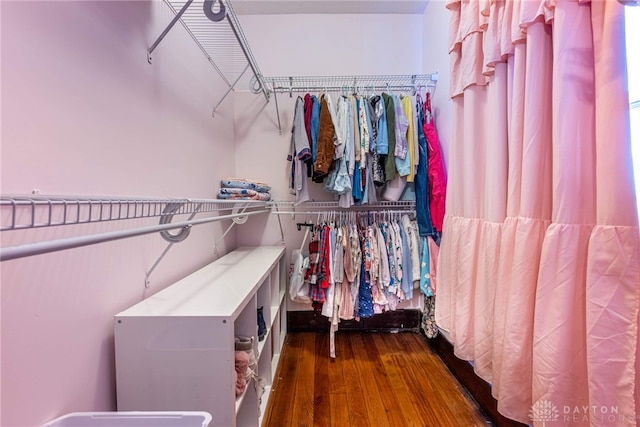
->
[268, 200, 416, 215]
[275, 210, 416, 216]
[0, 209, 269, 262]
[269, 84, 432, 94]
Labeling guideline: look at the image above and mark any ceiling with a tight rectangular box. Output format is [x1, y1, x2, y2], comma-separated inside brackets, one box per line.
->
[232, 0, 430, 15]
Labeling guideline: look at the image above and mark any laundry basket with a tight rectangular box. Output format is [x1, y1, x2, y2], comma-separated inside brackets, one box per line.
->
[42, 411, 212, 427]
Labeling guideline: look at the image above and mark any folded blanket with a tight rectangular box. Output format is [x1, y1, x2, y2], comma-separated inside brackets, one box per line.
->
[221, 178, 271, 193]
[219, 188, 265, 197]
[217, 192, 271, 201]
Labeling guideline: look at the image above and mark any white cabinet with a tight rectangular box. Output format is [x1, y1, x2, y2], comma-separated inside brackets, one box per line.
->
[114, 246, 287, 427]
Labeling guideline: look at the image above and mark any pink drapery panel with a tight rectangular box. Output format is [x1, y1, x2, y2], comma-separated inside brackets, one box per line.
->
[438, 0, 640, 425]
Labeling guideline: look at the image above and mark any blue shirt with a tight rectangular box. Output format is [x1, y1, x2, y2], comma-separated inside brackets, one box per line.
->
[376, 96, 389, 155]
[310, 95, 320, 163]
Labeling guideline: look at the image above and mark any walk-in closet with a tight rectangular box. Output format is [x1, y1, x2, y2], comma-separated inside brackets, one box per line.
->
[2, 1, 639, 427]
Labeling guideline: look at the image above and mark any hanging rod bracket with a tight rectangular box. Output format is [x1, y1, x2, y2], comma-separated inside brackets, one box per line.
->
[273, 89, 282, 135]
[296, 222, 314, 231]
[230, 205, 248, 224]
[212, 63, 250, 117]
[147, 0, 195, 64]
[145, 201, 202, 287]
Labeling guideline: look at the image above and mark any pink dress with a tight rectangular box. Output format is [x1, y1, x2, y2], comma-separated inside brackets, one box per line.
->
[422, 93, 447, 232]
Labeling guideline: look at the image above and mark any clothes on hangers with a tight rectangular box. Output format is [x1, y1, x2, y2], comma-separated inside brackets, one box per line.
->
[290, 88, 443, 211]
[287, 97, 311, 205]
[415, 93, 437, 238]
[295, 212, 435, 320]
[285, 85, 447, 354]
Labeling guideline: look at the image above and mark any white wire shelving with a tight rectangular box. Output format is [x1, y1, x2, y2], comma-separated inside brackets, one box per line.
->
[0, 195, 269, 264]
[0, 195, 266, 231]
[268, 200, 417, 235]
[148, 0, 269, 117]
[264, 73, 438, 96]
[268, 200, 416, 215]
[263, 73, 438, 134]
[0, 196, 417, 266]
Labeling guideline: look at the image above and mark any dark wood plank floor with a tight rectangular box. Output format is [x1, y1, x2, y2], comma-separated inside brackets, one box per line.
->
[263, 331, 492, 427]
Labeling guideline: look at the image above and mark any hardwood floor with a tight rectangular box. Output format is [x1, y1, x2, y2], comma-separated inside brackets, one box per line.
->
[263, 331, 492, 427]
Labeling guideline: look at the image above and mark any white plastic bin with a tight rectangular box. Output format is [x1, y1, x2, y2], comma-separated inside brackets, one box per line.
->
[42, 411, 212, 427]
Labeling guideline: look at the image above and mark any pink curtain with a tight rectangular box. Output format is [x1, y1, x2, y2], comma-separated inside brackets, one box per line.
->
[437, 0, 640, 425]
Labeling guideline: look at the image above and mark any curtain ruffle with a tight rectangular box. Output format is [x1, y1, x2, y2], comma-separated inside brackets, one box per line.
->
[449, 0, 559, 97]
[585, 226, 640, 427]
[440, 216, 640, 425]
[532, 224, 640, 427]
[437, 215, 550, 423]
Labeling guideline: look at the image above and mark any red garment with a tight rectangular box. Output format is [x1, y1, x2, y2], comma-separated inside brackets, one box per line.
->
[303, 94, 313, 146]
[317, 225, 331, 289]
[423, 93, 447, 232]
[305, 238, 320, 285]
[306, 231, 326, 303]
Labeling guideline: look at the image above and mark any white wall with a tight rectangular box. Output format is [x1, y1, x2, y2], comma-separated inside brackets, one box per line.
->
[234, 13, 427, 311]
[240, 13, 424, 76]
[0, 2, 243, 426]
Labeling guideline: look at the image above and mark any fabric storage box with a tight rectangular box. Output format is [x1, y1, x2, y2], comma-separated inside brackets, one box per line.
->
[42, 411, 212, 427]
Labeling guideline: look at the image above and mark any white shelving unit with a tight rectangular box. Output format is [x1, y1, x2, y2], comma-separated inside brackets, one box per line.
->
[114, 246, 286, 427]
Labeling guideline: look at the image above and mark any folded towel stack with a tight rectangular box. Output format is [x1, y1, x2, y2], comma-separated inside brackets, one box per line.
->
[217, 178, 272, 201]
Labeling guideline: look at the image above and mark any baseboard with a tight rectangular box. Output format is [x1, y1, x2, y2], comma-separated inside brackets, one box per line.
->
[427, 333, 529, 427]
[287, 309, 421, 332]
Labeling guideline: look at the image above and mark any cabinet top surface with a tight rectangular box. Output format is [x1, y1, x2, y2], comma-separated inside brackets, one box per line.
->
[115, 246, 285, 318]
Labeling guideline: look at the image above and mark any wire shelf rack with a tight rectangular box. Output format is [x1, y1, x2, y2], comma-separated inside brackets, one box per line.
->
[0, 195, 267, 231]
[263, 73, 438, 95]
[149, 0, 268, 116]
[263, 73, 437, 133]
[269, 200, 416, 214]
[168, 1, 263, 86]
